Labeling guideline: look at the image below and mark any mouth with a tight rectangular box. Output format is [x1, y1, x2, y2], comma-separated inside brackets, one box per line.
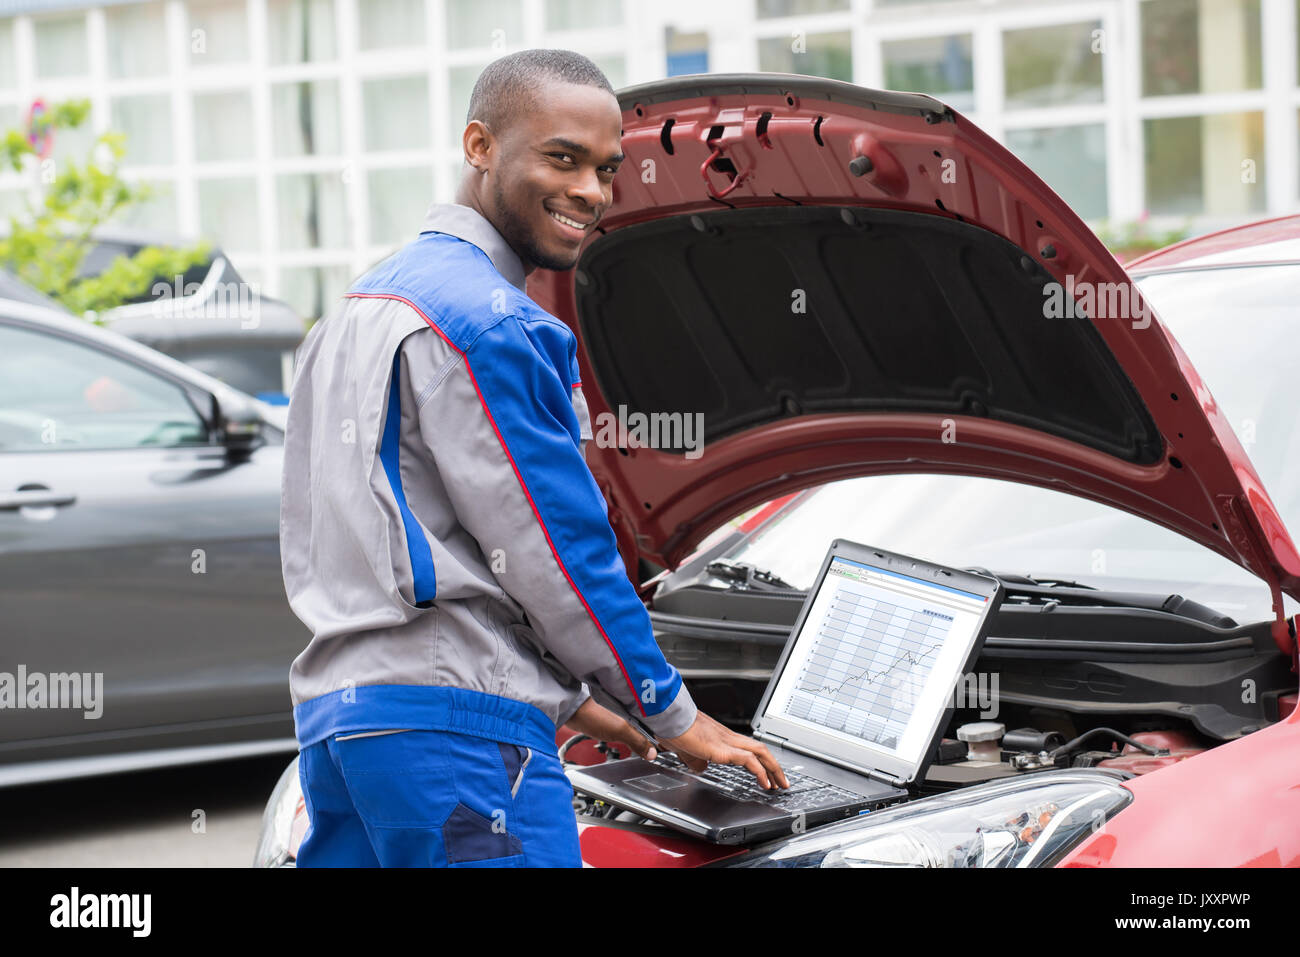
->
[546, 207, 596, 241]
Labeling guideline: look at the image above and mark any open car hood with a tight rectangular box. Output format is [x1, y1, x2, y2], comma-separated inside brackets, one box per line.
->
[525, 74, 1300, 643]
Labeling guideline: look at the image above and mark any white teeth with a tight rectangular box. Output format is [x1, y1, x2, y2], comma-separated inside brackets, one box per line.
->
[549, 210, 586, 230]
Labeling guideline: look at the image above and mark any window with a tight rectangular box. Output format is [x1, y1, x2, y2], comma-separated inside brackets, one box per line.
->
[106, 3, 167, 78]
[756, 0, 849, 16]
[368, 167, 433, 246]
[358, 0, 426, 50]
[271, 80, 343, 157]
[110, 183, 178, 232]
[1141, 0, 1262, 96]
[546, 0, 623, 31]
[1143, 111, 1266, 216]
[188, 0, 250, 66]
[34, 13, 88, 79]
[758, 30, 852, 82]
[362, 75, 429, 151]
[276, 172, 349, 249]
[0, 18, 14, 88]
[1006, 124, 1108, 221]
[279, 265, 351, 321]
[1003, 20, 1103, 109]
[197, 177, 261, 251]
[193, 90, 256, 162]
[449, 63, 488, 142]
[111, 95, 173, 165]
[666, 28, 709, 77]
[267, 0, 337, 64]
[0, 324, 207, 452]
[445, 0, 523, 50]
[882, 33, 974, 112]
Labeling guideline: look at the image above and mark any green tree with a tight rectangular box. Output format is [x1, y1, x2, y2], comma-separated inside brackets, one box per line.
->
[0, 98, 211, 320]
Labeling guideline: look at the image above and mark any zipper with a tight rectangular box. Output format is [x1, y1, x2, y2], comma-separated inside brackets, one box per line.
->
[335, 729, 413, 741]
[511, 746, 533, 798]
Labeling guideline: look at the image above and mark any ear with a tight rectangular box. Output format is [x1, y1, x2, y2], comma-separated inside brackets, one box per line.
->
[462, 119, 493, 173]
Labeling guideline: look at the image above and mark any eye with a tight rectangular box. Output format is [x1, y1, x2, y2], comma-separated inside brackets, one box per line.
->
[550, 152, 576, 165]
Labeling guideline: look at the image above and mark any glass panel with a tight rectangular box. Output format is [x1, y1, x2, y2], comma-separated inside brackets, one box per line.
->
[362, 75, 429, 151]
[1005, 123, 1108, 221]
[279, 264, 351, 321]
[267, 0, 337, 65]
[0, 104, 20, 137]
[188, 0, 249, 66]
[193, 90, 255, 162]
[1144, 111, 1266, 215]
[666, 28, 709, 77]
[445, 0, 523, 50]
[197, 176, 261, 250]
[882, 33, 974, 112]
[590, 54, 626, 89]
[50, 116, 97, 168]
[358, 0, 426, 50]
[368, 166, 432, 245]
[1003, 20, 1103, 109]
[106, 2, 167, 78]
[0, 325, 207, 451]
[271, 80, 342, 157]
[448, 63, 485, 142]
[113, 182, 179, 232]
[1141, 0, 1261, 96]
[0, 19, 14, 88]
[276, 172, 349, 248]
[545, 0, 623, 30]
[111, 94, 173, 165]
[756, 0, 849, 16]
[34, 13, 87, 79]
[757, 30, 852, 82]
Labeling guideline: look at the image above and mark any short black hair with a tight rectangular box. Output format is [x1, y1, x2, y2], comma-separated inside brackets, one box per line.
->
[465, 48, 615, 137]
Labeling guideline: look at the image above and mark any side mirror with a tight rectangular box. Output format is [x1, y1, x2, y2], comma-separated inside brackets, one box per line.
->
[213, 388, 265, 458]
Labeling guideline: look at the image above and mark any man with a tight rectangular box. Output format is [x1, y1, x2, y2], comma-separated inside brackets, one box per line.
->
[280, 49, 786, 868]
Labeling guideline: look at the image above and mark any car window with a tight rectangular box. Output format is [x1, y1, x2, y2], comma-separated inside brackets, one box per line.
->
[0, 323, 209, 451]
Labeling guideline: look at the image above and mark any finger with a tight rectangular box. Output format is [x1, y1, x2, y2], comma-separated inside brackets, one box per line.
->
[728, 747, 771, 789]
[722, 732, 790, 789]
[675, 749, 708, 772]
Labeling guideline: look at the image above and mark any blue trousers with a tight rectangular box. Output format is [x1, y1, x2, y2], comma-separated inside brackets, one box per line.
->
[295, 728, 583, 867]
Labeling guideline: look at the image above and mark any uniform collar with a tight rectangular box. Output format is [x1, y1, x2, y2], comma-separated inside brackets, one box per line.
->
[418, 203, 528, 292]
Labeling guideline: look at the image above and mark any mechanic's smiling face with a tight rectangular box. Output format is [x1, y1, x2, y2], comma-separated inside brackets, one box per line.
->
[459, 81, 624, 273]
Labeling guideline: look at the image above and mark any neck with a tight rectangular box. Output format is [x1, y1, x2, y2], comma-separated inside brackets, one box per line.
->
[453, 176, 537, 276]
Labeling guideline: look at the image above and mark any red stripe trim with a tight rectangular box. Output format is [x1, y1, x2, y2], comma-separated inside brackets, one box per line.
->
[345, 292, 644, 713]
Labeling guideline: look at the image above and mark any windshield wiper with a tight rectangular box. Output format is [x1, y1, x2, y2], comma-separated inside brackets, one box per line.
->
[705, 559, 797, 592]
[967, 568, 1237, 628]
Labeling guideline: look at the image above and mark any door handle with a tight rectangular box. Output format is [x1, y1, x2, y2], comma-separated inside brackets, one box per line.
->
[0, 488, 78, 510]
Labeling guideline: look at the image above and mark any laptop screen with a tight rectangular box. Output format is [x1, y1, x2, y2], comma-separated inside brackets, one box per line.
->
[759, 551, 995, 783]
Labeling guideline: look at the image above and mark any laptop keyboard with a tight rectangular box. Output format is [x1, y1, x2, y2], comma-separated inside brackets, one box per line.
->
[652, 752, 860, 812]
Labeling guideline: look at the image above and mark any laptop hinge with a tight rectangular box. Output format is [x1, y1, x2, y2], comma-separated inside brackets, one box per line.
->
[867, 769, 909, 788]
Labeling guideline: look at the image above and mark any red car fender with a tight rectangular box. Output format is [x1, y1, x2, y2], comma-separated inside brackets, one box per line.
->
[1060, 705, 1300, 867]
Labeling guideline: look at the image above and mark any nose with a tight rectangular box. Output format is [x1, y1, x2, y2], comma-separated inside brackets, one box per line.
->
[567, 164, 606, 212]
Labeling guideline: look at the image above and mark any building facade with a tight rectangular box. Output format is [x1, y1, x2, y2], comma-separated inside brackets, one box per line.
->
[0, 0, 1296, 319]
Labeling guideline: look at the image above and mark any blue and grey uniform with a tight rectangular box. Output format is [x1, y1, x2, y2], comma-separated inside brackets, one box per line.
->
[280, 202, 697, 866]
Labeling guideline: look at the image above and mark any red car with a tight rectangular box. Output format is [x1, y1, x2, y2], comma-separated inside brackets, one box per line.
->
[256, 74, 1300, 868]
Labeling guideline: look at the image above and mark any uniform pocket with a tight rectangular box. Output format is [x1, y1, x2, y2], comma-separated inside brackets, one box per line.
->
[443, 801, 524, 864]
[497, 741, 533, 797]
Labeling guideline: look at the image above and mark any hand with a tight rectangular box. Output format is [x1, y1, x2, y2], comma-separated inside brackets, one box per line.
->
[565, 697, 658, 761]
[659, 712, 790, 790]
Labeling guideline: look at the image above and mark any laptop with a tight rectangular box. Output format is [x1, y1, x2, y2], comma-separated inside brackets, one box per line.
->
[567, 539, 1004, 845]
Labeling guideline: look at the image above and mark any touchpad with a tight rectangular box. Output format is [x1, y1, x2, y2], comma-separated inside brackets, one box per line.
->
[626, 773, 689, 792]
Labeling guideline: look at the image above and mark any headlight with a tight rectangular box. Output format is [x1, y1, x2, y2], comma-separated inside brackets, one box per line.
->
[253, 756, 303, 868]
[724, 769, 1132, 868]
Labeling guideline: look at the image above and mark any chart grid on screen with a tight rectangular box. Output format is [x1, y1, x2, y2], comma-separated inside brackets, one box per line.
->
[786, 578, 954, 748]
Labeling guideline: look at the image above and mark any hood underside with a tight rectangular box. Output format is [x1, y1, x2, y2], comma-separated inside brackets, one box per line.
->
[524, 73, 1300, 633]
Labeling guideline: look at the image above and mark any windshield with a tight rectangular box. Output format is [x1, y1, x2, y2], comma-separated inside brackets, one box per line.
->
[717, 262, 1300, 623]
